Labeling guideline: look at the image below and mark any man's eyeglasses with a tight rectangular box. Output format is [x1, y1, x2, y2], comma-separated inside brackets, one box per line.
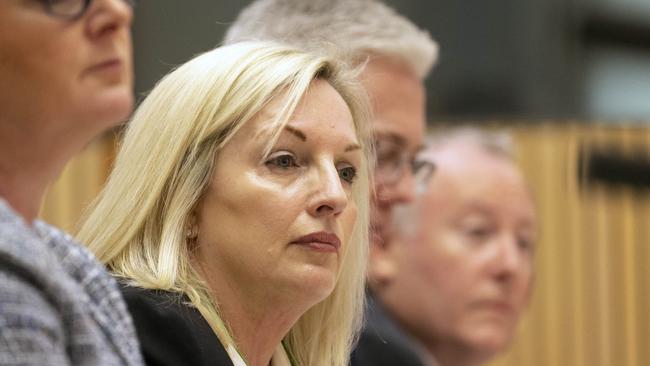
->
[42, 0, 136, 21]
[374, 137, 435, 187]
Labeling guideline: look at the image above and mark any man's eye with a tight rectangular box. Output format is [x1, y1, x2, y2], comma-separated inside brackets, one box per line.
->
[266, 154, 298, 169]
[469, 228, 487, 237]
[465, 226, 492, 240]
[517, 237, 535, 252]
[376, 149, 401, 165]
[339, 166, 357, 184]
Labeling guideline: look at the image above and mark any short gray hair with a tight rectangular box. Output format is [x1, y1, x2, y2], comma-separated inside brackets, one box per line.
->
[224, 0, 438, 79]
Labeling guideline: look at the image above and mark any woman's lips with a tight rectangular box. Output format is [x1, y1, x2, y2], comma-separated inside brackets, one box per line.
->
[85, 58, 124, 80]
[291, 231, 341, 252]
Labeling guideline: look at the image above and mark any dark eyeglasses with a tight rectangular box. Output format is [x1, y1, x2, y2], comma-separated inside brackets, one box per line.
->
[42, 0, 136, 21]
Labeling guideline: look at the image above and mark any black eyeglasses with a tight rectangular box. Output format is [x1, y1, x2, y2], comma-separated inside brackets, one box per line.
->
[42, 0, 136, 21]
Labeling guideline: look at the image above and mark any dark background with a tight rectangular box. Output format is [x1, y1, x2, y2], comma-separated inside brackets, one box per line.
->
[132, 0, 650, 122]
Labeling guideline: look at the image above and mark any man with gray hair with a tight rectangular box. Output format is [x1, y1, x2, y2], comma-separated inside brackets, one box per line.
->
[225, 1, 438, 364]
[373, 128, 537, 365]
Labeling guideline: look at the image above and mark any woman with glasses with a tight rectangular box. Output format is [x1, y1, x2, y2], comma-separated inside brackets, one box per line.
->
[78, 41, 373, 366]
[0, 0, 143, 365]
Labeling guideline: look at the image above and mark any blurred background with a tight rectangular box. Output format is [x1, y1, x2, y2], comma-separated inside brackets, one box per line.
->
[128, 0, 650, 122]
[41, 1, 650, 365]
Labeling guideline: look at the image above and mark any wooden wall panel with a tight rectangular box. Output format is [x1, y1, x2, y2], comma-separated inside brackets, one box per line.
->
[40, 134, 115, 232]
[490, 125, 650, 366]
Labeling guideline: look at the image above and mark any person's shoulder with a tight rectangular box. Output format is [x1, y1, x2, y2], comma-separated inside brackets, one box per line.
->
[0, 200, 52, 270]
[120, 283, 233, 366]
[120, 284, 209, 330]
[0, 207, 143, 365]
[0, 202, 71, 312]
[351, 295, 425, 366]
[0, 267, 72, 364]
[0, 263, 141, 366]
[351, 326, 425, 366]
[120, 283, 182, 308]
[32, 220, 98, 270]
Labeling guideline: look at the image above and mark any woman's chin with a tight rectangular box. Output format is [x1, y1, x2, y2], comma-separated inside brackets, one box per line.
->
[83, 87, 134, 128]
[286, 265, 338, 304]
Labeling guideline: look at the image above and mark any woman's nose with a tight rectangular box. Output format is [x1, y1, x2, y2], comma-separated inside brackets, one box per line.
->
[86, 0, 134, 38]
[308, 165, 349, 217]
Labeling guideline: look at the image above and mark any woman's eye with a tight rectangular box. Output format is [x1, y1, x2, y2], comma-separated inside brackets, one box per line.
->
[266, 153, 298, 169]
[339, 166, 357, 184]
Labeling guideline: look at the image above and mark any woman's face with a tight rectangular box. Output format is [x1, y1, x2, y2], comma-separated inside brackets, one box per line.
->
[0, 0, 133, 138]
[196, 80, 361, 304]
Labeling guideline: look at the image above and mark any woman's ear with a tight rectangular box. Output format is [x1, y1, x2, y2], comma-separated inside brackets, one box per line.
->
[186, 213, 199, 239]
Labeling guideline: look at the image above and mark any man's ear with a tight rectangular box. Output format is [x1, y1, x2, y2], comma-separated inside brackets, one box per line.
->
[367, 236, 400, 288]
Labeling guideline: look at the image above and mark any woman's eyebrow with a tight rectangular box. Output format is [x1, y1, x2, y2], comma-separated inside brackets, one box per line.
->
[285, 125, 306, 141]
[284, 125, 360, 152]
[345, 144, 361, 152]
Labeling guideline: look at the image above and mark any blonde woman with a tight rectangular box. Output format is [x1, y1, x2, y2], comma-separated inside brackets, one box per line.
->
[78, 41, 373, 366]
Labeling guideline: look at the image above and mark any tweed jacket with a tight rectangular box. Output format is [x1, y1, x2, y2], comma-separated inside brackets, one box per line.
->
[0, 199, 144, 366]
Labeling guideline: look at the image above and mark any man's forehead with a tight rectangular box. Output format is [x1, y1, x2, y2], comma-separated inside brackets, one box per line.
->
[374, 130, 426, 155]
[421, 146, 535, 210]
[419, 141, 497, 167]
[374, 131, 406, 145]
[418, 144, 519, 192]
[421, 172, 536, 224]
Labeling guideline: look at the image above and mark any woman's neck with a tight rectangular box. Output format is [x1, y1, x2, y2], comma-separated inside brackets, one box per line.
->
[201, 266, 309, 366]
[0, 124, 73, 222]
[0, 153, 59, 222]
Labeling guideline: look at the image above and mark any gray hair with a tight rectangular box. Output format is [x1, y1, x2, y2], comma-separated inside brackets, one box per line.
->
[224, 0, 438, 79]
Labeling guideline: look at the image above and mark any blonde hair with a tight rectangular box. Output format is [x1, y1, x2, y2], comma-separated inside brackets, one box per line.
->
[77, 41, 373, 366]
[224, 0, 438, 79]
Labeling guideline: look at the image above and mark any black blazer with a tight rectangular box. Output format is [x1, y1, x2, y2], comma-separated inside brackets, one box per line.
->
[350, 294, 424, 366]
[120, 284, 234, 366]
